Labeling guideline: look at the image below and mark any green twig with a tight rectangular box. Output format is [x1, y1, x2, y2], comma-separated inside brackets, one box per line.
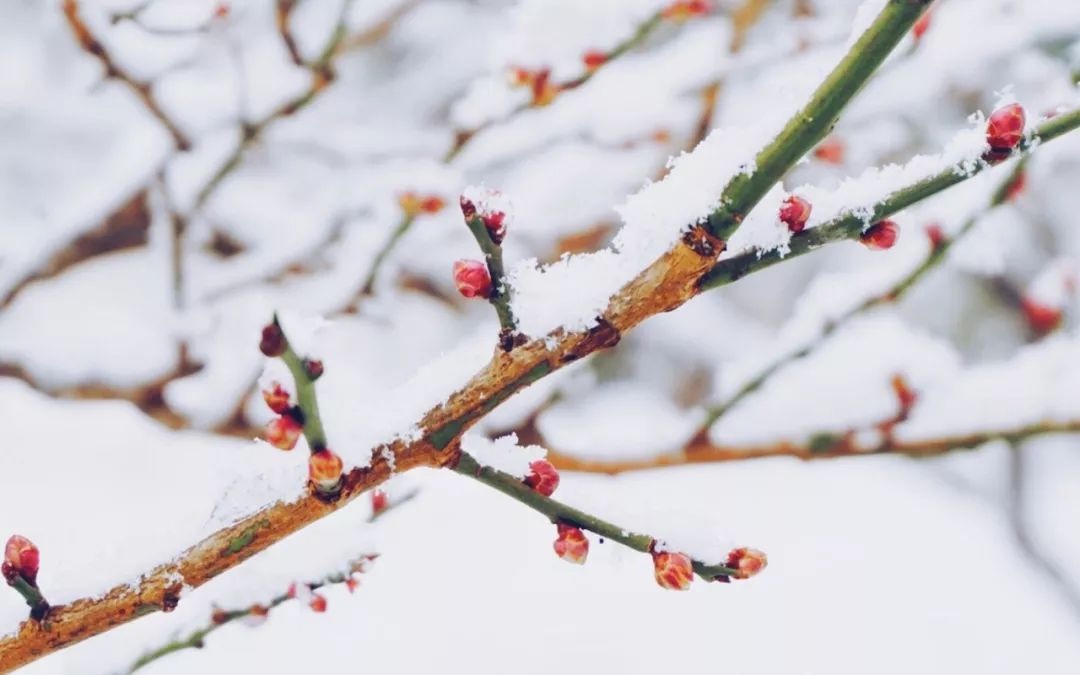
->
[272, 315, 328, 452]
[700, 108, 1080, 292]
[453, 452, 737, 580]
[696, 158, 1029, 432]
[462, 214, 518, 345]
[703, 0, 932, 242]
[8, 576, 49, 622]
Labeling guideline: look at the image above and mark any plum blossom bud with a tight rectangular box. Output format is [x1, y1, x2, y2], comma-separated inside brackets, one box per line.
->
[860, 220, 899, 250]
[3, 535, 39, 586]
[266, 415, 302, 451]
[778, 195, 812, 233]
[259, 323, 286, 357]
[582, 50, 607, 70]
[345, 577, 360, 593]
[662, 0, 711, 21]
[814, 137, 845, 164]
[891, 375, 918, 416]
[652, 550, 694, 591]
[309, 449, 344, 493]
[420, 196, 445, 214]
[262, 382, 291, 414]
[1021, 297, 1062, 335]
[986, 103, 1026, 152]
[244, 603, 269, 626]
[925, 223, 946, 250]
[303, 358, 324, 381]
[524, 459, 560, 497]
[371, 489, 388, 515]
[912, 8, 932, 40]
[725, 547, 767, 580]
[553, 524, 589, 564]
[453, 259, 492, 299]
[530, 68, 557, 107]
[308, 593, 328, 613]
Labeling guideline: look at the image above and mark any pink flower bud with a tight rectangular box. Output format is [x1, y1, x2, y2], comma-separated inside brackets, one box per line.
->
[345, 577, 360, 593]
[262, 382, 291, 414]
[725, 547, 768, 580]
[453, 259, 492, 299]
[524, 459, 560, 497]
[309, 449, 344, 493]
[420, 196, 446, 214]
[553, 524, 589, 564]
[1021, 297, 1062, 335]
[860, 220, 899, 250]
[3, 535, 39, 586]
[779, 195, 812, 233]
[582, 50, 607, 70]
[309, 593, 328, 613]
[482, 211, 507, 244]
[266, 415, 302, 451]
[371, 489, 388, 515]
[652, 550, 694, 591]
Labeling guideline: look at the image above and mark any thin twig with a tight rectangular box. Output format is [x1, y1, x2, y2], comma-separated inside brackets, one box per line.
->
[453, 453, 737, 580]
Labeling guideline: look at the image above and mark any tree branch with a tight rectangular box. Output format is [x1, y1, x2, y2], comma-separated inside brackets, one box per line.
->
[3, 8, 1075, 669]
[453, 453, 737, 580]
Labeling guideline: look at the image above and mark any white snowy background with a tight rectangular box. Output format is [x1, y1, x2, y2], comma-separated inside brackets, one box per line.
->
[2, 0, 1080, 673]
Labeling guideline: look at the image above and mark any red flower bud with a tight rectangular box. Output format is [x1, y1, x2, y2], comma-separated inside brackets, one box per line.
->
[452, 259, 492, 299]
[345, 577, 360, 593]
[303, 358, 324, 380]
[244, 603, 269, 626]
[259, 323, 286, 357]
[213, 3, 230, 19]
[482, 211, 507, 244]
[524, 459, 560, 497]
[813, 137, 845, 165]
[309, 449, 344, 493]
[262, 382, 291, 414]
[211, 607, 229, 624]
[309, 593, 328, 613]
[553, 524, 589, 564]
[371, 489, 388, 515]
[3, 535, 39, 586]
[266, 415, 302, 451]
[986, 103, 1026, 152]
[652, 550, 694, 590]
[860, 220, 899, 250]
[779, 195, 812, 233]
[1021, 297, 1062, 336]
[891, 374, 918, 415]
[582, 50, 607, 70]
[420, 196, 445, 214]
[530, 68, 557, 107]
[507, 67, 533, 88]
[661, 0, 712, 21]
[725, 547, 768, 580]
[1004, 169, 1026, 202]
[925, 223, 946, 249]
[912, 8, 931, 40]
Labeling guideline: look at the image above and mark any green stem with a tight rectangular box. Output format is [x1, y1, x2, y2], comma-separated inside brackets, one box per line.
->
[704, 0, 932, 241]
[697, 157, 1029, 431]
[8, 576, 48, 620]
[463, 215, 517, 339]
[360, 214, 416, 294]
[700, 108, 1080, 292]
[274, 316, 328, 452]
[453, 452, 737, 580]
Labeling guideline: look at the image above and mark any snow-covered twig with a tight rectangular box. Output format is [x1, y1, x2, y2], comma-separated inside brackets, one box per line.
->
[62, 0, 191, 151]
[127, 554, 377, 673]
[695, 159, 1029, 434]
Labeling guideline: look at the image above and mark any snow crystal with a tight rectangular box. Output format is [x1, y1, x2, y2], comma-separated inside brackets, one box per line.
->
[460, 432, 547, 479]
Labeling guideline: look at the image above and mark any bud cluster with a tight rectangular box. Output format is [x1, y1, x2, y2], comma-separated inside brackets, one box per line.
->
[397, 192, 446, 217]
